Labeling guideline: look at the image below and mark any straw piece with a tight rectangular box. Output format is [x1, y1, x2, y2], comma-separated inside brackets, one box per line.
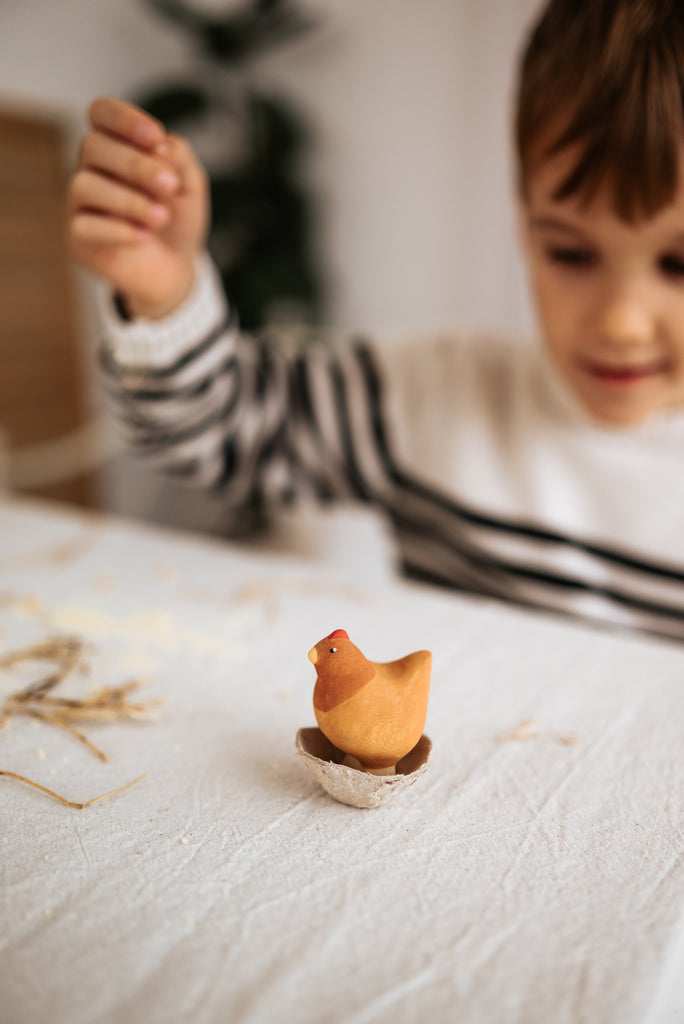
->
[21, 709, 109, 763]
[0, 637, 82, 673]
[496, 718, 540, 742]
[0, 770, 147, 808]
[1, 636, 161, 762]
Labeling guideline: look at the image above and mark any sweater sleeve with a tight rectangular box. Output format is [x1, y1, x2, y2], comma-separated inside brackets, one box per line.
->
[97, 253, 399, 511]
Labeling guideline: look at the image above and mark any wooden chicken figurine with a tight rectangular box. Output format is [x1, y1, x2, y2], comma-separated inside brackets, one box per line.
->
[308, 630, 431, 774]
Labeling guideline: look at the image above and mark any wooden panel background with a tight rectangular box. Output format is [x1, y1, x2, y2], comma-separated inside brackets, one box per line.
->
[0, 107, 92, 505]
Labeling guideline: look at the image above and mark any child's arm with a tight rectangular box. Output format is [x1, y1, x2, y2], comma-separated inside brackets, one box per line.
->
[68, 98, 397, 510]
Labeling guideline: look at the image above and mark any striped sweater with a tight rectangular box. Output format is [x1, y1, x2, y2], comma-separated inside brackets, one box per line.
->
[99, 255, 684, 642]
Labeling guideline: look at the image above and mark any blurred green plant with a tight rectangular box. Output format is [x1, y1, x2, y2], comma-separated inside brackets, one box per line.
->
[136, 0, 325, 330]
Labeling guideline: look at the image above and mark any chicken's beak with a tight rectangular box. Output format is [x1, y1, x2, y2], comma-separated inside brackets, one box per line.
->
[307, 646, 318, 665]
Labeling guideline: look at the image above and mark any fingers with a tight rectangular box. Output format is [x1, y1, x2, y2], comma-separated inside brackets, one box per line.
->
[70, 97, 209, 275]
[69, 169, 170, 229]
[70, 213, 150, 248]
[154, 133, 208, 194]
[88, 96, 164, 150]
[79, 131, 181, 201]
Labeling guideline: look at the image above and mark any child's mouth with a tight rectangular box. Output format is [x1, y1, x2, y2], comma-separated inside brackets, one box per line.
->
[579, 358, 668, 387]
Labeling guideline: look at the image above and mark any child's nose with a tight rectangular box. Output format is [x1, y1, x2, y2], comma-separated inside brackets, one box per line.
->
[596, 293, 655, 348]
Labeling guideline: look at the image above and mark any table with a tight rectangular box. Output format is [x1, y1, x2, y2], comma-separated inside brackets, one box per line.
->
[0, 496, 682, 1024]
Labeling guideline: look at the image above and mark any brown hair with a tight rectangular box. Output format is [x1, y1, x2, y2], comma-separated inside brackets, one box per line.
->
[515, 0, 684, 221]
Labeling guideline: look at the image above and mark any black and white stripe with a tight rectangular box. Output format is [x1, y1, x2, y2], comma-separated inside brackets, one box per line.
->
[101, 323, 684, 642]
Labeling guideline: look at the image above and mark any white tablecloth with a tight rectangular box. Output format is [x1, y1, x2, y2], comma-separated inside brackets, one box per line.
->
[0, 497, 682, 1024]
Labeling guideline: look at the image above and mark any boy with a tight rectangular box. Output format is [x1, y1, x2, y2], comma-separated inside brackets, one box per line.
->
[68, 0, 684, 641]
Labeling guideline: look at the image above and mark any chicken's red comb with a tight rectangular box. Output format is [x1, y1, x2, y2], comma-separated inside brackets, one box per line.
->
[327, 629, 349, 640]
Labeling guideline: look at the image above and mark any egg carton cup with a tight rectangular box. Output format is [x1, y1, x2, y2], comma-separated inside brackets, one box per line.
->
[296, 727, 432, 808]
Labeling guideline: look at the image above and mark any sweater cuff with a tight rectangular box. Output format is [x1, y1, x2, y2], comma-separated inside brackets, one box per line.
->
[97, 253, 229, 369]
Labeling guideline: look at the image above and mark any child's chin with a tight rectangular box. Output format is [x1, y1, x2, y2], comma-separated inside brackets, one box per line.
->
[580, 394, 660, 429]
[572, 373, 669, 428]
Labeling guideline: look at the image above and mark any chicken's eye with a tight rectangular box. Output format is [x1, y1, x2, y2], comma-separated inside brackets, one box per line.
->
[329, 647, 337, 654]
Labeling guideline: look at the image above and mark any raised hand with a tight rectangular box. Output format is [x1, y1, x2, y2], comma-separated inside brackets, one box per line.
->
[68, 96, 210, 320]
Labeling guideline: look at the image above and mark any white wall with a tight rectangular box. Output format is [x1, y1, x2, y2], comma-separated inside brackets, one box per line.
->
[0, 0, 544, 525]
[260, 0, 543, 336]
[0, 0, 543, 333]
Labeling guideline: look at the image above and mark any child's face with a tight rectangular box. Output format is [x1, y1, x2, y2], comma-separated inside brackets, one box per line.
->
[520, 146, 684, 427]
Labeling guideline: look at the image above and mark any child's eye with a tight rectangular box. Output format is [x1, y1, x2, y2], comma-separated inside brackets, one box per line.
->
[659, 255, 684, 276]
[545, 246, 596, 268]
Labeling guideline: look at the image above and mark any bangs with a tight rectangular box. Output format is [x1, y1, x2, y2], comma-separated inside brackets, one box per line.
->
[516, 0, 684, 222]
